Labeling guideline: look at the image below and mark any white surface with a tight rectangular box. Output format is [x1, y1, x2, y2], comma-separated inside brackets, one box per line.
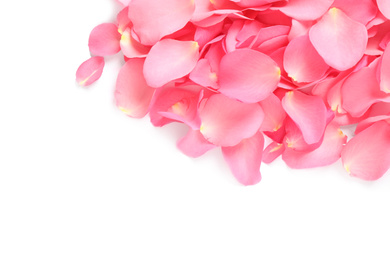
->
[1, 1, 390, 259]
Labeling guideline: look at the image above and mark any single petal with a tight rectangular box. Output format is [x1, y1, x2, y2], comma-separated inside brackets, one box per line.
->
[75, 56, 105, 87]
[189, 59, 219, 90]
[283, 123, 347, 169]
[88, 23, 121, 56]
[143, 39, 200, 88]
[199, 94, 264, 146]
[341, 121, 390, 180]
[284, 35, 329, 83]
[177, 129, 216, 158]
[377, 0, 390, 19]
[222, 131, 265, 186]
[114, 58, 155, 118]
[309, 8, 368, 71]
[277, 0, 334, 21]
[128, 0, 195, 45]
[282, 91, 327, 144]
[218, 49, 281, 103]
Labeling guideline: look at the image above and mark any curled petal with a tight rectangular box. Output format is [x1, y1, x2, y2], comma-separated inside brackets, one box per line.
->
[115, 58, 155, 118]
[128, 0, 195, 45]
[88, 23, 121, 56]
[199, 94, 264, 147]
[283, 123, 347, 169]
[143, 39, 200, 88]
[222, 131, 265, 186]
[263, 142, 285, 164]
[282, 91, 327, 144]
[218, 49, 281, 103]
[309, 8, 368, 71]
[76, 56, 105, 87]
[341, 121, 390, 180]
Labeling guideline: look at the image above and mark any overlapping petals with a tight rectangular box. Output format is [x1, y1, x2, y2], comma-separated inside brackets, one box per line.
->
[77, 0, 390, 185]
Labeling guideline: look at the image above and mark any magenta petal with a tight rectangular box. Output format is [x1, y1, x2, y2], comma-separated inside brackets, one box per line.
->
[218, 49, 281, 103]
[115, 58, 155, 118]
[282, 91, 327, 144]
[76, 56, 105, 87]
[128, 0, 195, 45]
[88, 23, 121, 56]
[309, 8, 368, 71]
[283, 123, 347, 169]
[222, 131, 265, 186]
[199, 94, 264, 147]
[341, 121, 390, 180]
[143, 39, 200, 88]
[278, 0, 334, 21]
[177, 129, 217, 158]
[284, 35, 329, 83]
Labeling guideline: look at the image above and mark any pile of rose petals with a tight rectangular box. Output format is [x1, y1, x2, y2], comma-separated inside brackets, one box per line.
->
[76, 0, 390, 185]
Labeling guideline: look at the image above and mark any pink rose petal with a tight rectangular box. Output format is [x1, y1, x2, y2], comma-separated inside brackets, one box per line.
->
[222, 131, 265, 186]
[143, 39, 200, 88]
[76, 56, 105, 87]
[88, 23, 121, 56]
[218, 49, 281, 103]
[309, 8, 368, 71]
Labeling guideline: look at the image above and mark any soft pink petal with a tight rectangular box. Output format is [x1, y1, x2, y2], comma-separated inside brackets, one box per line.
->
[332, 0, 377, 25]
[309, 8, 368, 71]
[76, 56, 105, 87]
[277, 0, 334, 21]
[377, 0, 390, 19]
[282, 91, 327, 144]
[199, 94, 264, 146]
[221, 131, 264, 186]
[114, 58, 155, 118]
[189, 59, 219, 90]
[259, 94, 286, 132]
[218, 49, 281, 103]
[262, 142, 285, 164]
[283, 118, 323, 152]
[128, 0, 195, 45]
[149, 85, 202, 128]
[341, 60, 390, 117]
[117, 7, 131, 34]
[284, 35, 329, 83]
[88, 23, 121, 56]
[380, 44, 390, 93]
[288, 19, 314, 41]
[341, 121, 390, 180]
[177, 129, 217, 158]
[143, 39, 200, 88]
[283, 123, 347, 169]
[120, 28, 150, 58]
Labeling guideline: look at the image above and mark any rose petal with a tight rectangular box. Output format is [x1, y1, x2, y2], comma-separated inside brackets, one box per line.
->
[88, 23, 121, 56]
[282, 91, 327, 144]
[222, 131, 265, 186]
[143, 39, 200, 88]
[199, 94, 264, 146]
[128, 0, 195, 45]
[114, 58, 155, 118]
[76, 56, 105, 87]
[278, 0, 334, 21]
[218, 49, 281, 103]
[177, 129, 217, 158]
[309, 8, 368, 71]
[341, 121, 390, 180]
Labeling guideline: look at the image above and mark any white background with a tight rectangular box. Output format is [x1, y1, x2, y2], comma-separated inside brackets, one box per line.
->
[1, 1, 390, 259]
